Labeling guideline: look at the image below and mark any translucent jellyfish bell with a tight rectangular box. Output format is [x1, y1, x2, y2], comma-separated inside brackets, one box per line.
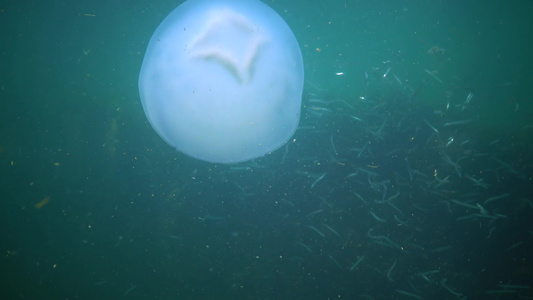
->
[138, 0, 304, 163]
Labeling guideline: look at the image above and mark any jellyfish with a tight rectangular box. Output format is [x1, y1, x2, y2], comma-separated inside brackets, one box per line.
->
[138, 0, 304, 163]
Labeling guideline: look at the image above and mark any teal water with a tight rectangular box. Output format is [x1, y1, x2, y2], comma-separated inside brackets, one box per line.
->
[1, 0, 532, 299]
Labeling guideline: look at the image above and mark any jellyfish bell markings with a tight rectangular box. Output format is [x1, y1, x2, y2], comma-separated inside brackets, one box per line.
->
[138, 0, 304, 163]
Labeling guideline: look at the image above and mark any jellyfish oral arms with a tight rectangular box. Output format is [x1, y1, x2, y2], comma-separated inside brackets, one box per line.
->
[138, 0, 304, 163]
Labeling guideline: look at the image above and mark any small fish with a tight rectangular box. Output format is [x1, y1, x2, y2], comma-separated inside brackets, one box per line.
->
[424, 69, 443, 83]
[383, 67, 391, 78]
[465, 92, 474, 104]
[310, 172, 327, 189]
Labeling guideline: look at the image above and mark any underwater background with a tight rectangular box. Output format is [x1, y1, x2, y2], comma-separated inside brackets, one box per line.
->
[1, 0, 532, 299]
